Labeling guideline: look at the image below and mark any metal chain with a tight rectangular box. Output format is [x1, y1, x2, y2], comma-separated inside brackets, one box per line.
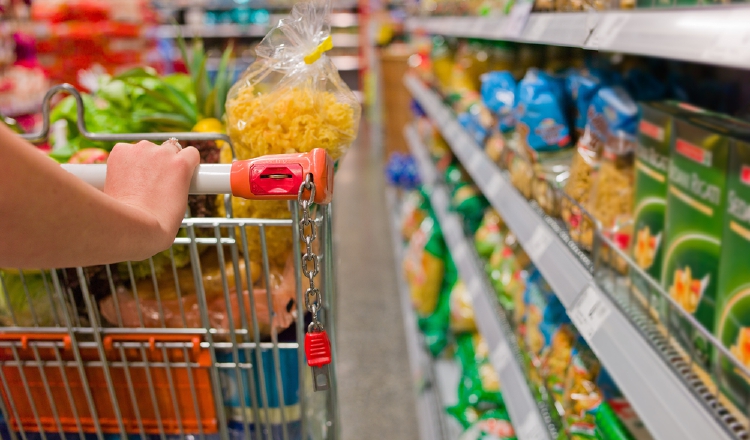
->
[298, 173, 323, 333]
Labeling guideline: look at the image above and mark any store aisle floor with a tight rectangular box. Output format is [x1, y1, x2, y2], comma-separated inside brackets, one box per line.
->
[333, 124, 420, 440]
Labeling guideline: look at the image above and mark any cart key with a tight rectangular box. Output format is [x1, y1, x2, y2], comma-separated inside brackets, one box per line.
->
[305, 330, 331, 391]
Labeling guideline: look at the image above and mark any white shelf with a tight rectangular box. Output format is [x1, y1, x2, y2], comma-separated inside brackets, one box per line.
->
[156, 12, 357, 39]
[404, 74, 738, 440]
[406, 7, 750, 70]
[404, 126, 554, 440]
[386, 186, 462, 440]
[153, 0, 359, 11]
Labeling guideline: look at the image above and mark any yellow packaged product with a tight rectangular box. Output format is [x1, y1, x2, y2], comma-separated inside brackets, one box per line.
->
[221, 0, 360, 268]
[449, 281, 477, 333]
[404, 217, 446, 317]
[586, 87, 639, 272]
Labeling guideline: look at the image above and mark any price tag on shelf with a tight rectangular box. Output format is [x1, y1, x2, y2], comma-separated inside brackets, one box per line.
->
[569, 285, 611, 343]
[525, 224, 553, 262]
[490, 340, 511, 374]
[522, 14, 551, 42]
[503, 1, 533, 39]
[585, 13, 629, 50]
[701, 28, 750, 64]
[478, 16, 498, 37]
[468, 277, 483, 301]
[487, 173, 505, 196]
[454, 242, 469, 264]
[518, 413, 547, 440]
[442, 125, 458, 146]
[469, 151, 484, 171]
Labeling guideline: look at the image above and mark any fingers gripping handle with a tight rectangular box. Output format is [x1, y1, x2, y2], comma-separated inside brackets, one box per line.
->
[60, 149, 335, 203]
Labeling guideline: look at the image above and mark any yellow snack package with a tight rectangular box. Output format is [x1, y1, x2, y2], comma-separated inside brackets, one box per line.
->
[449, 281, 477, 333]
[221, 0, 361, 268]
[404, 217, 446, 317]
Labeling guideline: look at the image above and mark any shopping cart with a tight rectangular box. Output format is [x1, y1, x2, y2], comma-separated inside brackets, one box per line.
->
[0, 85, 340, 440]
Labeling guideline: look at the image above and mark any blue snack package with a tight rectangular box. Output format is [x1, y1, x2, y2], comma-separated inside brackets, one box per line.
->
[522, 267, 571, 356]
[385, 153, 421, 189]
[515, 69, 572, 152]
[480, 71, 517, 133]
[566, 71, 602, 134]
[588, 86, 640, 156]
[458, 111, 489, 146]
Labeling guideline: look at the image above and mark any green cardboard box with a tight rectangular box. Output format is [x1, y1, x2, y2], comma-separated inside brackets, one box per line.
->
[662, 109, 732, 370]
[715, 133, 750, 408]
[631, 103, 678, 292]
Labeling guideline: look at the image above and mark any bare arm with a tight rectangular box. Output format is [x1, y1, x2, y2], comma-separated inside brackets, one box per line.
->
[0, 123, 200, 269]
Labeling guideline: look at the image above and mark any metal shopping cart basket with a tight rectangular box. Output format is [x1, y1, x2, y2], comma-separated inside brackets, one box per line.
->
[0, 85, 339, 440]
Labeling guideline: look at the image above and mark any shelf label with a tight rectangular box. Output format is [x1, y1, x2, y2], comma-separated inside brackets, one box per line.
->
[523, 14, 551, 41]
[701, 29, 750, 64]
[569, 285, 611, 342]
[518, 413, 547, 440]
[490, 340, 511, 374]
[479, 16, 499, 36]
[453, 242, 469, 264]
[468, 277, 483, 301]
[525, 224, 553, 262]
[469, 150, 484, 171]
[503, 1, 534, 39]
[585, 13, 629, 50]
[487, 173, 505, 196]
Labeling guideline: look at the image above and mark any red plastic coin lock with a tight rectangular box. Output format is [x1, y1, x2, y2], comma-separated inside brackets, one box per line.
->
[304, 330, 331, 368]
[230, 148, 334, 204]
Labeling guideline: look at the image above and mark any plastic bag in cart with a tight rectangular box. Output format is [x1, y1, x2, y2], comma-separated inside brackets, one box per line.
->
[224, 0, 360, 163]
[221, 0, 360, 269]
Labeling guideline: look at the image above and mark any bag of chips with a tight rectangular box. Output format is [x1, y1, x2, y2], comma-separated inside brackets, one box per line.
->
[404, 216, 446, 317]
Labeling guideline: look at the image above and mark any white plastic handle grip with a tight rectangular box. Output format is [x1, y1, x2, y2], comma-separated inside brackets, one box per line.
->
[61, 164, 233, 195]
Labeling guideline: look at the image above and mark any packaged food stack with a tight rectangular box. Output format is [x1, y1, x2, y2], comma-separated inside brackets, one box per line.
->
[449, 333, 516, 439]
[661, 107, 749, 372]
[31, 0, 157, 88]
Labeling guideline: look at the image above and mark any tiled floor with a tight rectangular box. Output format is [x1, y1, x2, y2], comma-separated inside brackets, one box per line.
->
[333, 124, 420, 440]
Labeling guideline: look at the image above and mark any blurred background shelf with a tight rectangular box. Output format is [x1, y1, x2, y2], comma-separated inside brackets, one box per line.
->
[406, 7, 750, 69]
[387, 185, 463, 440]
[404, 125, 556, 440]
[405, 73, 744, 440]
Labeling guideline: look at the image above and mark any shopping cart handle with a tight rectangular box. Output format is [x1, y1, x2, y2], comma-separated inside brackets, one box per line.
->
[61, 148, 334, 204]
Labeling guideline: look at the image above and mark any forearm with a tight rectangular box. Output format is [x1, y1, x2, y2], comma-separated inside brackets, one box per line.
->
[0, 126, 172, 268]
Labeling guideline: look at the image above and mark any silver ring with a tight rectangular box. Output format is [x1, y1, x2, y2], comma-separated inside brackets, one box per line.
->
[167, 137, 182, 151]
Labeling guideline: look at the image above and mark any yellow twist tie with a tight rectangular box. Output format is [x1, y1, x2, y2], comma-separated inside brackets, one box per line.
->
[304, 35, 333, 65]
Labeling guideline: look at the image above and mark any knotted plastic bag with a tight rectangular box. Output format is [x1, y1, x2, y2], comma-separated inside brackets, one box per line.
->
[224, 0, 360, 162]
[221, 0, 360, 270]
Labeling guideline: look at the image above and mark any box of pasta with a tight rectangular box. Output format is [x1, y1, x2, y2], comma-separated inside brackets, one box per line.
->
[662, 108, 732, 371]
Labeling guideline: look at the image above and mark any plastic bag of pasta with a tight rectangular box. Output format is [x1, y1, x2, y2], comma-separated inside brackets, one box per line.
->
[587, 87, 639, 273]
[221, 0, 361, 269]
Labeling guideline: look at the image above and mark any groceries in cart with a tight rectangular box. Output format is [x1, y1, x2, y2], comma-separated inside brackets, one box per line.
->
[0, 0, 355, 438]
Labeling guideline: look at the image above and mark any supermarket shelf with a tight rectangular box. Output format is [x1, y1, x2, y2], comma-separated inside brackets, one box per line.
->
[155, 23, 266, 38]
[404, 74, 738, 440]
[405, 125, 554, 440]
[406, 7, 750, 70]
[156, 24, 360, 45]
[153, 0, 359, 11]
[386, 186, 462, 440]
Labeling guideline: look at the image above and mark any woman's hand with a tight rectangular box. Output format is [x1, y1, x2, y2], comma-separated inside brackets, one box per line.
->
[104, 140, 200, 251]
[0, 125, 202, 268]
